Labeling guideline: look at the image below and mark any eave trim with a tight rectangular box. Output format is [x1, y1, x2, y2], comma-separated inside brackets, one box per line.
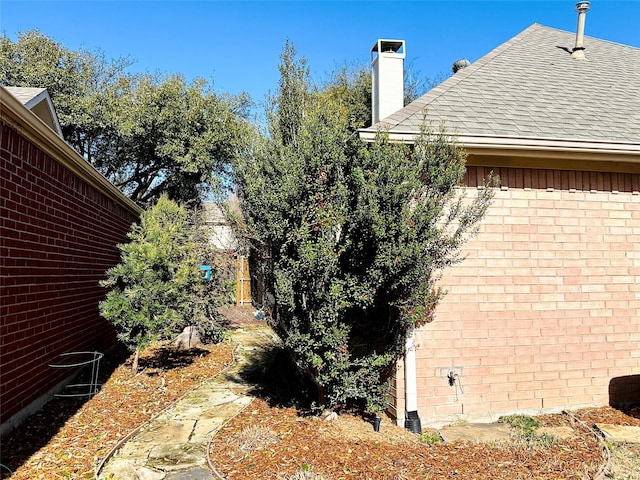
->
[1, 86, 142, 216]
[358, 129, 640, 163]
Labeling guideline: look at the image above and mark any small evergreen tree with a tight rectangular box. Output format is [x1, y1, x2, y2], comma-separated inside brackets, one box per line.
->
[99, 195, 226, 371]
[235, 42, 496, 413]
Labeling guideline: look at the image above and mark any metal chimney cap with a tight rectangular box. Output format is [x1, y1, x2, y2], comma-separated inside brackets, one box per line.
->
[371, 39, 405, 54]
[575, 1, 590, 13]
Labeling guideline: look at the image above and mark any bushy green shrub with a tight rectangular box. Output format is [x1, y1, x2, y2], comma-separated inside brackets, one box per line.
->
[235, 42, 495, 413]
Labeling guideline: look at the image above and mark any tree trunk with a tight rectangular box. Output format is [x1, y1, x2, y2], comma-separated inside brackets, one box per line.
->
[131, 347, 139, 374]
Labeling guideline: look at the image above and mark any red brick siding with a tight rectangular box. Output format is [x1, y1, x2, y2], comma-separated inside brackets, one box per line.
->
[0, 123, 137, 425]
[394, 166, 640, 427]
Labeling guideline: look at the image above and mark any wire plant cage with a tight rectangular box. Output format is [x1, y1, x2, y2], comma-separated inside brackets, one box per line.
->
[49, 351, 104, 398]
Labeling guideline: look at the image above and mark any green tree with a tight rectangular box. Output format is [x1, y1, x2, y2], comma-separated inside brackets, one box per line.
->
[320, 61, 447, 132]
[99, 195, 227, 371]
[94, 73, 250, 206]
[1, 30, 250, 206]
[0, 30, 130, 160]
[321, 64, 371, 131]
[234, 42, 495, 412]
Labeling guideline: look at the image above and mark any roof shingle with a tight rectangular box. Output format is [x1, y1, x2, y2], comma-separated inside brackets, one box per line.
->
[372, 24, 640, 146]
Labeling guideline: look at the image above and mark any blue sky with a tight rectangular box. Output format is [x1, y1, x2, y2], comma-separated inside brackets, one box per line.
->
[2, 1, 639, 107]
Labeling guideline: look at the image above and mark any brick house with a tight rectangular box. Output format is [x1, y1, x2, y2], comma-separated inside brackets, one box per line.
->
[0, 86, 141, 434]
[361, 20, 640, 426]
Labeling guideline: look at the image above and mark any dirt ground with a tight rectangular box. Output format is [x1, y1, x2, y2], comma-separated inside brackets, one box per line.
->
[208, 399, 640, 480]
[1, 308, 638, 479]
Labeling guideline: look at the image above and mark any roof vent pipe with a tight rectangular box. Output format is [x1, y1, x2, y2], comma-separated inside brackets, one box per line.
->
[572, 1, 590, 59]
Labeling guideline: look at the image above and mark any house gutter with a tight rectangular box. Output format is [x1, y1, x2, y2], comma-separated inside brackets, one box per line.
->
[359, 129, 640, 168]
[0, 86, 141, 216]
[359, 130, 640, 155]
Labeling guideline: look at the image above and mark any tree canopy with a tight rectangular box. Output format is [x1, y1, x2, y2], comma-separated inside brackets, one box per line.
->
[92, 73, 250, 205]
[1, 30, 250, 206]
[234, 42, 495, 412]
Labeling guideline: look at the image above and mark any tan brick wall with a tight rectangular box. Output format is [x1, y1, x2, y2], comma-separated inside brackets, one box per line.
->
[394, 167, 640, 427]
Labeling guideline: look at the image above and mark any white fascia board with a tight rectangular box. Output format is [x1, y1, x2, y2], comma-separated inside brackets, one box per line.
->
[359, 129, 640, 160]
[1, 86, 141, 216]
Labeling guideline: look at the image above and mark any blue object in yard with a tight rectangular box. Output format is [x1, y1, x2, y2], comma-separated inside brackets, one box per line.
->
[199, 265, 212, 280]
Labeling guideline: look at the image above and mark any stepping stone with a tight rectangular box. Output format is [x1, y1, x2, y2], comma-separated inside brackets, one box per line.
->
[595, 424, 640, 444]
[137, 419, 195, 444]
[189, 418, 226, 444]
[165, 466, 215, 479]
[439, 423, 512, 443]
[112, 440, 152, 461]
[201, 397, 253, 419]
[147, 443, 206, 471]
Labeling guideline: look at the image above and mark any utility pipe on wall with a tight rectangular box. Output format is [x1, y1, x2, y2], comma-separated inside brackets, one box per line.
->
[404, 327, 422, 433]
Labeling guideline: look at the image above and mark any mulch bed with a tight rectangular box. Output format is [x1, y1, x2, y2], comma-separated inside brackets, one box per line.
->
[0, 340, 234, 480]
[208, 398, 612, 480]
[1, 308, 638, 479]
[570, 405, 640, 427]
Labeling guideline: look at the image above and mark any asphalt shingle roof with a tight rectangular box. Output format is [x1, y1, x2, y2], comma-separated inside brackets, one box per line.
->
[3, 86, 48, 107]
[375, 24, 640, 146]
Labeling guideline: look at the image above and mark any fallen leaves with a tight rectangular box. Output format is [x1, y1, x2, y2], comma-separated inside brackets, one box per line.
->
[208, 398, 612, 480]
[1, 341, 233, 480]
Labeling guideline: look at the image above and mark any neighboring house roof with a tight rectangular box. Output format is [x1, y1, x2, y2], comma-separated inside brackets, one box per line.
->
[360, 24, 640, 165]
[3, 86, 64, 138]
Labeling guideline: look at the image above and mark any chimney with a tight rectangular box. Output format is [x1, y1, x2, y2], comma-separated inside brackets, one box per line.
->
[371, 39, 405, 125]
[571, 1, 590, 59]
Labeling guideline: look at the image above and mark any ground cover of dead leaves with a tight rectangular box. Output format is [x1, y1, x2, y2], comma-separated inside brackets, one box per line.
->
[1, 328, 639, 480]
[0, 341, 234, 480]
[210, 399, 640, 480]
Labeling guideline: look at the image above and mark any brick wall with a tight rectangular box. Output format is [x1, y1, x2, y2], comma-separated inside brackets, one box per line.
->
[394, 166, 640, 427]
[0, 122, 138, 428]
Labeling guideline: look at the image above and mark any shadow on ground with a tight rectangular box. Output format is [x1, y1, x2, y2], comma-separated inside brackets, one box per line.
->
[138, 346, 210, 373]
[234, 341, 319, 412]
[0, 343, 129, 477]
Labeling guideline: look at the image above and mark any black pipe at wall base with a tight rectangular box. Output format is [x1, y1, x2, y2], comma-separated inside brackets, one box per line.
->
[404, 410, 422, 434]
[373, 416, 382, 432]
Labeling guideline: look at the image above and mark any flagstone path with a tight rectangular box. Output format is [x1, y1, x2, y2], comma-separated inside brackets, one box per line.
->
[97, 324, 279, 480]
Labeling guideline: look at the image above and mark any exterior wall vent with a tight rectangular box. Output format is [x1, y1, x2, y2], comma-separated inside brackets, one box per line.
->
[371, 39, 405, 125]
